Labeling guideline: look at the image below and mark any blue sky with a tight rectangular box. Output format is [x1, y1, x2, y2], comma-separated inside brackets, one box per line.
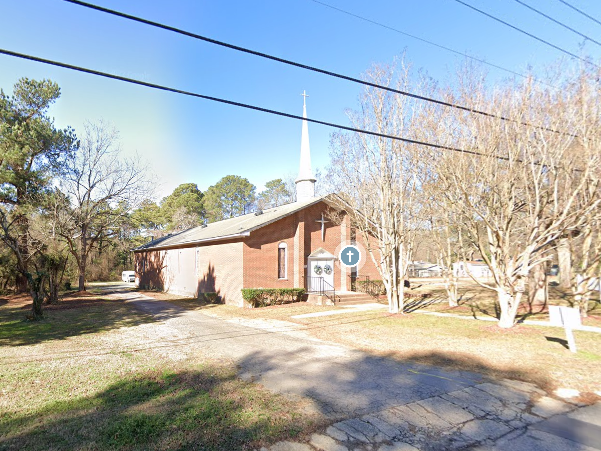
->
[2, 0, 601, 200]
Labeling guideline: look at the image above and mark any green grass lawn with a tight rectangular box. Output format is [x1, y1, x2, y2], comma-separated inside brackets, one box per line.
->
[0, 294, 320, 451]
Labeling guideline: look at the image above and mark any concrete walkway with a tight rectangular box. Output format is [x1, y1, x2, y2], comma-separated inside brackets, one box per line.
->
[111, 290, 601, 451]
[415, 310, 601, 334]
[294, 300, 601, 334]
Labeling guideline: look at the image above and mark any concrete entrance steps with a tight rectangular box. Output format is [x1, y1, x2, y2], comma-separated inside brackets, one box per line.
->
[336, 292, 381, 305]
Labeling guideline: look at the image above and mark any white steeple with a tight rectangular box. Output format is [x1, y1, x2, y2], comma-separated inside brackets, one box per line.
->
[295, 90, 316, 202]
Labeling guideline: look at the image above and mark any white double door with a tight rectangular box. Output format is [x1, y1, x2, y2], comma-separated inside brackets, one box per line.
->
[308, 258, 334, 292]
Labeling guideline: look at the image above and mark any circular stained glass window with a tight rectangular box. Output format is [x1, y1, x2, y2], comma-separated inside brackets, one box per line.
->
[323, 264, 332, 275]
[314, 265, 323, 275]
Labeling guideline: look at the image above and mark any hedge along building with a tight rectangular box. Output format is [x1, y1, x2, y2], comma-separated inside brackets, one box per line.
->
[133, 95, 381, 306]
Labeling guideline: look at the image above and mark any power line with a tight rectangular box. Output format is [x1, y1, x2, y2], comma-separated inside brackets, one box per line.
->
[1, 48, 581, 174]
[513, 0, 601, 47]
[453, 0, 600, 69]
[557, 0, 601, 28]
[62, 0, 572, 137]
[309, 0, 556, 89]
[0, 47, 495, 159]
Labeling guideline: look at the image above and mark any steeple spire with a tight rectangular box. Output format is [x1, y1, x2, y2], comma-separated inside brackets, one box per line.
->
[295, 90, 316, 202]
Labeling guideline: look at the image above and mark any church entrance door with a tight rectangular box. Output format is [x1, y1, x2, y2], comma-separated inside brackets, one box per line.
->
[308, 259, 335, 292]
[307, 248, 336, 293]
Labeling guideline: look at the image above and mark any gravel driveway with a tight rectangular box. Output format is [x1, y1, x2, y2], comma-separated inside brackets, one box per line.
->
[109, 289, 601, 451]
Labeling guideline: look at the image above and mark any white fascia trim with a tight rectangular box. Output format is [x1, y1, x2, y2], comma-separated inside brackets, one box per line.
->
[133, 231, 251, 252]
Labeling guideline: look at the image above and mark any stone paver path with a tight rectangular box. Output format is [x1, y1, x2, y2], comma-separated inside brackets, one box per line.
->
[111, 290, 601, 450]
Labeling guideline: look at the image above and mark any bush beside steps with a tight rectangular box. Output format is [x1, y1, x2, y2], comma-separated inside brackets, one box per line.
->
[241, 288, 306, 308]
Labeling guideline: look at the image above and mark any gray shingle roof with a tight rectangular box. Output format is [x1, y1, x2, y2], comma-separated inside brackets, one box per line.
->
[134, 195, 328, 252]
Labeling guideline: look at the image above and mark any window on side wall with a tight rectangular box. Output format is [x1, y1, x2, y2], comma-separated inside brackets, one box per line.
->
[278, 242, 287, 279]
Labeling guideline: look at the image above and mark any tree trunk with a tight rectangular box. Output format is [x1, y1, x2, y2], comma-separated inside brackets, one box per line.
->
[388, 270, 400, 314]
[444, 271, 459, 307]
[48, 265, 60, 304]
[574, 275, 590, 318]
[15, 189, 30, 293]
[387, 246, 405, 314]
[497, 290, 516, 328]
[26, 272, 45, 320]
[557, 237, 572, 289]
[443, 231, 459, 307]
[581, 292, 590, 318]
[398, 270, 405, 313]
[78, 230, 87, 291]
[15, 234, 29, 293]
[78, 272, 86, 292]
[15, 273, 28, 293]
[527, 262, 547, 312]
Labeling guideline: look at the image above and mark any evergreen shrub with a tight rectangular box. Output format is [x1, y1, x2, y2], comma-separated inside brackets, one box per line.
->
[241, 288, 306, 308]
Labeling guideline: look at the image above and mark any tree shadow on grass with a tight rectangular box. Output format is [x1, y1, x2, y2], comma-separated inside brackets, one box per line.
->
[0, 299, 157, 347]
[469, 298, 500, 320]
[377, 294, 451, 312]
[0, 367, 314, 451]
[457, 291, 476, 304]
[403, 295, 444, 313]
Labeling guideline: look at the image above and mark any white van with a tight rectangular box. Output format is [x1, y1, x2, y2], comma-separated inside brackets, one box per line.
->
[121, 271, 136, 283]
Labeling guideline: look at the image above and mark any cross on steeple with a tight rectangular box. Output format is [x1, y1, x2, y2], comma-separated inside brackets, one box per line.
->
[316, 213, 329, 242]
[301, 90, 309, 107]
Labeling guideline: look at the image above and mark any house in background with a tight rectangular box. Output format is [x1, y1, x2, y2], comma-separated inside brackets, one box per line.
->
[407, 261, 443, 278]
[453, 261, 492, 279]
[133, 95, 381, 306]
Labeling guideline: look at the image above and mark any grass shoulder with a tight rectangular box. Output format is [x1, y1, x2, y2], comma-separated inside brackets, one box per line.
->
[0, 292, 324, 451]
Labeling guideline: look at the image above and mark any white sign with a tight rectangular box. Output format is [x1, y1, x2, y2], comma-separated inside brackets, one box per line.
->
[548, 305, 580, 353]
[549, 305, 581, 328]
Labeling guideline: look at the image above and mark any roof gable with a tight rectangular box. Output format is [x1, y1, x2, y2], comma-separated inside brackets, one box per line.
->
[308, 247, 337, 259]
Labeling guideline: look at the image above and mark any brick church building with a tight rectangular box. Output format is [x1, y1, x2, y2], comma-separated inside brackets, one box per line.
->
[133, 96, 380, 306]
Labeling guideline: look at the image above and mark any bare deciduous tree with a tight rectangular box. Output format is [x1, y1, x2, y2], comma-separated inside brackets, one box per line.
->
[59, 121, 151, 291]
[428, 213, 460, 307]
[329, 62, 424, 314]
[429, 67, 601, 327]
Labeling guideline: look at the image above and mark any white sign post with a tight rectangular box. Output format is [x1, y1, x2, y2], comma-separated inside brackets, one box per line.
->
[549, 305, 581, 353]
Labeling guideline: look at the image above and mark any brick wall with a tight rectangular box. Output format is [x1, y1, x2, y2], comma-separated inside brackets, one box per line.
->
[243, 213, 297, 289]
[242, 201, 382, 292]
[355, 231, 383, 281]
[196, 241, 244, 306]
[135, 250, 166, 290]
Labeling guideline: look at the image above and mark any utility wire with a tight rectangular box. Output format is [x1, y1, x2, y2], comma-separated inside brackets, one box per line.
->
[453, 0, 599, 69]
[62, 0, 571, 137]
[0, 47, 496, 159]
[1, 48, 581, 173]
[310, 0, 556, 89]
[513, 0, 601, 47]
[557, 0, 601, 28]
